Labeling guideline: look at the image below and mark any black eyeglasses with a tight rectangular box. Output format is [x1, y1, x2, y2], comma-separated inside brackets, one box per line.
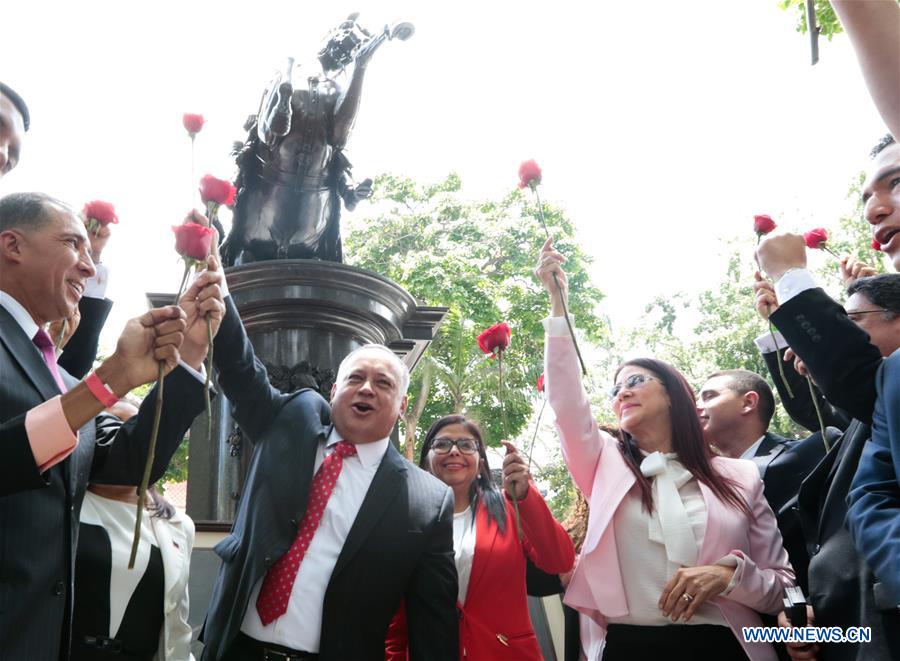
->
[608, 373, 658, 400]
[431, 437, 479, 455]
[847, 308, 888, 320]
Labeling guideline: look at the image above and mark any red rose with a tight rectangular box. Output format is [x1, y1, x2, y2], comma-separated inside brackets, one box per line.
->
[477, 322, 511, 354]
[803, 228, 829, 249]
[517, 160, 542, 189]
[872, 239, 882, 251]
[536, 373, 545, 393]
[753, 214, 776, 236]
[199, 174, 236, 206]
[82, 200, 118, 226]
[172, 222, 215, 261]
[183, 113, 205, 136]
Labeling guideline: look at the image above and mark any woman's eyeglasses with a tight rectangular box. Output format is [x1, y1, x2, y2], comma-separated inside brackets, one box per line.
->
[608, 373, 658, 400]
[431, 437, 479, 454]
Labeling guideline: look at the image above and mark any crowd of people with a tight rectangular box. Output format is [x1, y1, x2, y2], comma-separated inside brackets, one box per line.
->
[1, 1, 899, 660]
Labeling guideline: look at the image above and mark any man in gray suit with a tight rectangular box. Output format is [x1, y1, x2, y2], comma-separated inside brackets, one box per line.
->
[0, 192, 225, 659]
[198, 292, 458, 660]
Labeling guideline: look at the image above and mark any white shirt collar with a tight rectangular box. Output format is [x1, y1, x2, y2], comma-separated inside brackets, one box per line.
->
[326, 427, 389, 469]
[739, 435, 767, 461]
[0, 289, 40, 341]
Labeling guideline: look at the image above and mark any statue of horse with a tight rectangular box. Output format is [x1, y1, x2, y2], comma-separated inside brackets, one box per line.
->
[223, 14, 414, 265]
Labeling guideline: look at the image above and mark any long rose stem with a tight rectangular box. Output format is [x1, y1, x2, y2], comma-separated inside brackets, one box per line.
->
[190, 135, 196, 207]
[526, 398, 547, 473]
[807, 376, 831, 453]
[821, 245, 840, 259]
[129, 263, 192, 568]
[769, 320, 795, 399]
[205, 316, 214, 447]
[532, 186, 588, 376]
[498, 350, 523, 539]
[54, 319, 68, 352]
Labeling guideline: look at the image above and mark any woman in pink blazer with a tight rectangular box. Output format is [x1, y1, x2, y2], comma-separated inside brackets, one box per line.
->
[536, 240, 795, 661]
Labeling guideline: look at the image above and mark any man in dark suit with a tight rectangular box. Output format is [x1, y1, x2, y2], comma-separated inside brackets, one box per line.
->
[0, 191, 225, 660]
[756, 133, 900, 658]
[847, 350, 900, 624]
[697, 369, 831, 594]
[198, 292, 458, 660]
[755, 272, 900, 661]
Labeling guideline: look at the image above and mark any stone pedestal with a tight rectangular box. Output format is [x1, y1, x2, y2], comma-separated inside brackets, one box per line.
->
[148, 260, 446, 525]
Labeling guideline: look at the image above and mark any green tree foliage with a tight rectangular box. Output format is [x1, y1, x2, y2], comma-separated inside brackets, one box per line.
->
[344, 173, 607, 455]
[779, 0, 843, 40]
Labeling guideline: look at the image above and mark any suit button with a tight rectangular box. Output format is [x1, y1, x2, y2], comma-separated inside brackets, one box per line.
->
[264, 556, 273, 566]
[812, 335, 821, 342]
[53, 580, 65, 596]
[812, 544, 821, 555]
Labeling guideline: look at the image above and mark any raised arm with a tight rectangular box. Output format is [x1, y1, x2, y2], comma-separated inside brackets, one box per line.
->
[536, 238, 604, 496]
[501, 443, 575, 574]
[831, 0, 900, 140]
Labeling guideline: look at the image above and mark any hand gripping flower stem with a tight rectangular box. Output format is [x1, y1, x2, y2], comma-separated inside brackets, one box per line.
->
[806, 376, 831, 453]
[756, 234, 794, 400]
[531, 185, 587, 376]
[128, 263, 192, 569]
[497, 349, 523, 539]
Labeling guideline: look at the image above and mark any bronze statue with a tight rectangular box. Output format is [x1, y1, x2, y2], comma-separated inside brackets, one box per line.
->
[223, 14, 414, 265]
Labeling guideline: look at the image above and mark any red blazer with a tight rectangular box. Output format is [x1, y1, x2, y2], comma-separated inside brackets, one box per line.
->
[386, 484, 575, 660]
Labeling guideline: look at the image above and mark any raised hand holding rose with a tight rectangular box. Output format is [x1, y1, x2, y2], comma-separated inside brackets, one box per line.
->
[755, 233, 807, 282]
[501, 441, 530, 501]
[520, 160, 586, 375]
[82, 200, 118, 236]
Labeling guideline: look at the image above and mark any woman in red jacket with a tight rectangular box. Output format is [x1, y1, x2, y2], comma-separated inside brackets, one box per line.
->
[386, 414, 575, 660]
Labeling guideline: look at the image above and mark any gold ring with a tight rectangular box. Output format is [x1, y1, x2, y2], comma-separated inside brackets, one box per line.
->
[682, 593, 694, 603]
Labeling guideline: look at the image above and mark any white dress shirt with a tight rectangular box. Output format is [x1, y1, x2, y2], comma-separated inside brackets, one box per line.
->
[240, 430, 389, 652]
[452, 506, 476, 605]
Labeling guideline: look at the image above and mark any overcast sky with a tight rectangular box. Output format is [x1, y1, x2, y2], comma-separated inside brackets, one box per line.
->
[3, 0, 890, 356]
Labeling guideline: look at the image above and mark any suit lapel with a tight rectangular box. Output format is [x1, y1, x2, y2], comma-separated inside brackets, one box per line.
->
[752, 433, 787, 480]
[0, 307, 61, 401]
[330, 444, 406, 579]
[464, 501, 500, 601]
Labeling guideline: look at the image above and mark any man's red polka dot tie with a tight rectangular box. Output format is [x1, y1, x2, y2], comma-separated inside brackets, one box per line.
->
[255, 440, 358, 625]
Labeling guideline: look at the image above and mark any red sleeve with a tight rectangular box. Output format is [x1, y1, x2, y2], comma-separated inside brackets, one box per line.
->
[512, 483, 575, 574]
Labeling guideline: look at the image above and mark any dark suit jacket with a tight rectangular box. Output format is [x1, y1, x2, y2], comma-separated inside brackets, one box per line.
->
[848, 351, 900, 612]
[0, 306, 205, 660]
[754, 430, 834, 597]
[770, 287, 882, 424]
[200, 297, 458, 661]
[58, 295, 113, 379]
[762, 348, 851, 434]
[770, 288, 898, 659]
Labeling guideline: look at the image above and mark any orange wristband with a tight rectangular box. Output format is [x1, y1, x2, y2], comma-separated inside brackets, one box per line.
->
[85, 372, 119, 408]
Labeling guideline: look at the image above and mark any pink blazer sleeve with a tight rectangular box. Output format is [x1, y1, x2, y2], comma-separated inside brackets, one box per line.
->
[545, 333, 608, 499]
[722, 465, 796, 615]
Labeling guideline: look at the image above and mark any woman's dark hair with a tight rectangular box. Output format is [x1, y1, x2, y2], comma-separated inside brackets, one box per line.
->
[419, 415, 507, 533]
[614, 358, 751, 517]
[148, 485, 175, 520]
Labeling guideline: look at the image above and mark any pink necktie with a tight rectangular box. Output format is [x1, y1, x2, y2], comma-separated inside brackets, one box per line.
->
[32, 328, 67, 393]
[255, 440, 358, 625]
